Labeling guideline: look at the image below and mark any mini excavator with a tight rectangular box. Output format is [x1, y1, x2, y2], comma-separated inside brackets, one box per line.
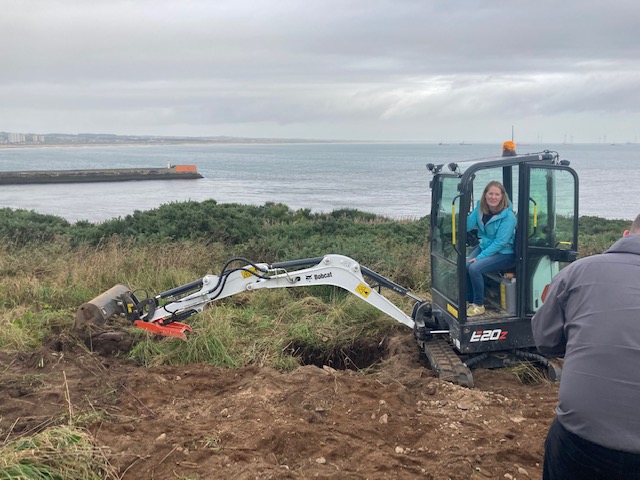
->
[75, 144, 579, 387]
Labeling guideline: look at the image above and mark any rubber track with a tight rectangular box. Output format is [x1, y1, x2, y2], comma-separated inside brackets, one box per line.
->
[421, 336, 474, 388]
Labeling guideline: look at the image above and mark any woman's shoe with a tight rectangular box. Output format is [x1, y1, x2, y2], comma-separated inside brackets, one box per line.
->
[466, 303, 486, 317]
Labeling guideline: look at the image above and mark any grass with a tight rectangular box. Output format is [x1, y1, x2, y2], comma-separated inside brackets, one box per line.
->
[126, 289, 399, 370]
[508, 362, 551, 385]
[0, 308, 74, 352]
[128, 308, 240, 368]
[1, 232, 404, 372]
[0, 426, 118, 480]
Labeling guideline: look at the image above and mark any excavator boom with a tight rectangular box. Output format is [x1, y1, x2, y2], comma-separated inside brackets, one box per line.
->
[76, 254, 423, 340]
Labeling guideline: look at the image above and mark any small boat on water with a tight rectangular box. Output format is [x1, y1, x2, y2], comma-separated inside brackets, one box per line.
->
[0, 164, 203, 185]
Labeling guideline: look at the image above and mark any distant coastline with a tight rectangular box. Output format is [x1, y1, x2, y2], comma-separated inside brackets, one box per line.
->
[0, 131, 362, 149]
[0, 140, 356, 149]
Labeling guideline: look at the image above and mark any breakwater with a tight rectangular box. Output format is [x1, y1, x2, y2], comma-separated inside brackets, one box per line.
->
[0, 164, 203, 184]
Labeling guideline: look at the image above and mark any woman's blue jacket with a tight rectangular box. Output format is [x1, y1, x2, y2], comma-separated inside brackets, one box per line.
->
[466, 201, 517, 260]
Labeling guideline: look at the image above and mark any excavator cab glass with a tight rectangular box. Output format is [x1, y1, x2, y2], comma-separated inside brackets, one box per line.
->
[428, 151, 578, 354]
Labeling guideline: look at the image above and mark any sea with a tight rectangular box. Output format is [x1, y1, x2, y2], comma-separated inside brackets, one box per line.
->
[0, 142, 637, 223]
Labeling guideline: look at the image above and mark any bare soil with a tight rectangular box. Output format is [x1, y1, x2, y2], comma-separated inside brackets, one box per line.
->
[0, 331, 558, 480]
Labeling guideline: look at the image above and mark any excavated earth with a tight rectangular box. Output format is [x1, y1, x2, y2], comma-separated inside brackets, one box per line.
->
[0, 330, 559, 480]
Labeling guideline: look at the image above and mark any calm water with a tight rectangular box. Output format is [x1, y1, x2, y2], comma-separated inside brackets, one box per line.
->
[0, 142, 637, 223]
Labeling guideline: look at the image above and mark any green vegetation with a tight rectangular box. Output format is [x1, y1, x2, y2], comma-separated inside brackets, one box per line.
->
[0, 426, 118, 479]
[577, 216, 631, 256]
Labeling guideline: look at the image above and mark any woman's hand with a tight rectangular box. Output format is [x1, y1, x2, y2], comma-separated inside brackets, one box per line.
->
[468, 258, 477, 264]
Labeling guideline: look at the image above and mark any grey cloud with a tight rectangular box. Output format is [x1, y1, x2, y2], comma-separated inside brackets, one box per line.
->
[2, 0, 640, 141]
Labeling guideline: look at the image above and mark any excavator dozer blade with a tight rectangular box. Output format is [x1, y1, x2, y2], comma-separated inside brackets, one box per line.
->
[74, 284, 132, 329]
[133, 320, 192, 341]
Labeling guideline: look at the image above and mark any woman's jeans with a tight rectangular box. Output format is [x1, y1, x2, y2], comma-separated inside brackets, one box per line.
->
[466, 246, 515, 305]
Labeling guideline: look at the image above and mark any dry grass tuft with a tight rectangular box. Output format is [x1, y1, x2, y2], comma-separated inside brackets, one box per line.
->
[0, 425, 118, 480]
[509, 362, 550, 385]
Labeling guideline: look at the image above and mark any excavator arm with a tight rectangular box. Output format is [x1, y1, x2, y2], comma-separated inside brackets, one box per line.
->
[75, 254, 426, 341]
[75, 253, 477, 386]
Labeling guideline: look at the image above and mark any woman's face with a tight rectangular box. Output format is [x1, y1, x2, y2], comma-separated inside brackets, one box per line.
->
[485, 186, 503, 210]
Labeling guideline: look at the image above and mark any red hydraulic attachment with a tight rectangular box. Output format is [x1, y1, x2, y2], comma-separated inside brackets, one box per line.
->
[133, 320, 192, 341]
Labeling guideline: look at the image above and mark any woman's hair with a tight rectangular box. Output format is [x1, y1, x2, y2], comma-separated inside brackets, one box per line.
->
[480, 181, 510, 214]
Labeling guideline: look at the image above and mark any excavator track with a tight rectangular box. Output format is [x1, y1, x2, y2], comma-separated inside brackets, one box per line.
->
[418, 335, 474, 388]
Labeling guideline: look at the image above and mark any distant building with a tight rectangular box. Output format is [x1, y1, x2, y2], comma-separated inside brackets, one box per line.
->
[0, 132, 46, 144]
[7, 132, 26, 144]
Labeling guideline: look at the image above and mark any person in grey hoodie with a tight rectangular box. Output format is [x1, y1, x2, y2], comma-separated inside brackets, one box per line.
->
[532, 214, 640, 479]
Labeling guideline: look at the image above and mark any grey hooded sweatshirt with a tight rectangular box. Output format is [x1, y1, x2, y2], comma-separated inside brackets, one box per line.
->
[532, 234, 640, 453]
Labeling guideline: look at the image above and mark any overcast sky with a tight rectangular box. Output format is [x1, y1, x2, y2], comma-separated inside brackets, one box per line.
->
[2, 0, 639, 143]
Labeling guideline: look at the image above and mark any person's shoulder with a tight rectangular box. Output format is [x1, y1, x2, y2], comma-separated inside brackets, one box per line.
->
[606, 234, 640, 255]
[561, 253, 606, 276]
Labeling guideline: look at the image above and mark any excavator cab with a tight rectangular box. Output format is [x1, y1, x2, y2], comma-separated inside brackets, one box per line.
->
[415, 149, 579, 384]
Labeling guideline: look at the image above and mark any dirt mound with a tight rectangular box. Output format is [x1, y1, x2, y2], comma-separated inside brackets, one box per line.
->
[0, 331, 558, 479]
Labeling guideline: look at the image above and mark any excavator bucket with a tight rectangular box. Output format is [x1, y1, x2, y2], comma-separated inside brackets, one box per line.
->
[75, 285, 191, 340]
[74, 284, 132, 329]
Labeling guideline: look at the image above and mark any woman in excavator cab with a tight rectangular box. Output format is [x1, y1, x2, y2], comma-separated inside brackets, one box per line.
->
[465, 180, 517, 317]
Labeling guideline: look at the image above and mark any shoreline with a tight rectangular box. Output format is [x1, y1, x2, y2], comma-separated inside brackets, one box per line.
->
[0, 139, 370, 149]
